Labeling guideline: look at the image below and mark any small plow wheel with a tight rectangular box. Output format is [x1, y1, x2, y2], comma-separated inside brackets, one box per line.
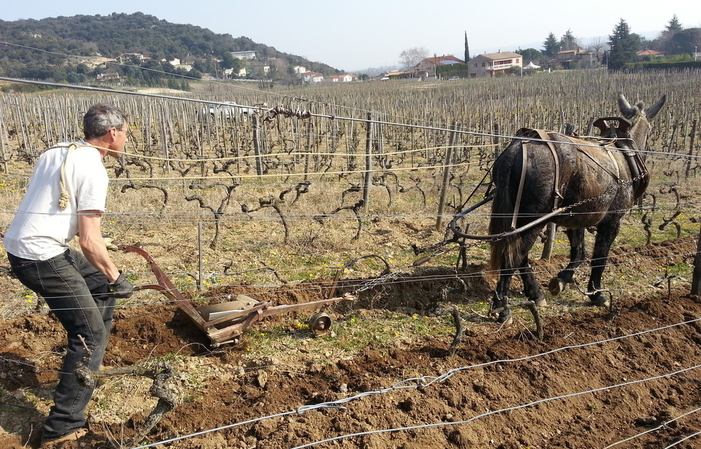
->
[308, 312, 332, 335]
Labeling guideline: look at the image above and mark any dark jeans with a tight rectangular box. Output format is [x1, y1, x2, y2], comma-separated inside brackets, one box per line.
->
[8, 248, 116, 441]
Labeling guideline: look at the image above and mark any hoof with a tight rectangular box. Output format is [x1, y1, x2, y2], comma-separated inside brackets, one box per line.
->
[532, 296, 547, 308]
[492, 307, 513, 325]
[548, 277, 566, 296]
[589, 292, 610, 307]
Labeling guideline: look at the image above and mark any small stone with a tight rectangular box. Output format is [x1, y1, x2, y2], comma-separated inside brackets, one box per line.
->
[256, 371, 268, 388]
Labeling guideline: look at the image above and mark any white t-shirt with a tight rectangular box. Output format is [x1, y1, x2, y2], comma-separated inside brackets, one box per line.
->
[3, 142, 109, 260]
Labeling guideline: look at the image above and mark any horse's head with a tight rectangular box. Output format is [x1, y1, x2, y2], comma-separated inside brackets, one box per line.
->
[616, 93, 666, 152]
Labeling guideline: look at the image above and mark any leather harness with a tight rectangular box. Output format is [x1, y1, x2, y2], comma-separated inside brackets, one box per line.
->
[510, 128, 649, 230]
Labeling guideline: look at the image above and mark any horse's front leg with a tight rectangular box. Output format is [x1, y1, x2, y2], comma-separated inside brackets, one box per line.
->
[549, 228, 587, 295]
[493, 267, 515, 324]
[587, 216, 622, 306]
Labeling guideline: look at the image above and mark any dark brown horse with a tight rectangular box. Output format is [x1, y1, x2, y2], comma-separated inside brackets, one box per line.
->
[488, 94, 666, 323]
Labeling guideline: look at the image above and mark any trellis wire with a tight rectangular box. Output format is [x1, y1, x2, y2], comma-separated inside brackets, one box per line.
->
[290, 365, 701, 449]
[125, 314, 701, 449]
[602, 405, 701, 448]
[0, 234, 694, 315]
[663, 430, 701, 448]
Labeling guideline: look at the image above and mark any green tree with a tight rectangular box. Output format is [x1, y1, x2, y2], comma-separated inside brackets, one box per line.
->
[608, 19, 641, 70]
[652, 15, 683, 54]
[464, 31, 470, 62]
[560, 29, 578, 51]
[666, 15, 683, 33]
[668, 28, 701, 55]
[220, 52, 236, 70]
[516, 48, 542, 63]
[542, 33, 560, 57]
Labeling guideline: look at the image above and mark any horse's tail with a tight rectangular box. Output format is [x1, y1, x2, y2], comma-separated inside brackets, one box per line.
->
[488, 143, 524, 279]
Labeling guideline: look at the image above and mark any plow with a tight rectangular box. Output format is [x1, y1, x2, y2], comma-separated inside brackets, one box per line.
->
[118, 244, 354, 347]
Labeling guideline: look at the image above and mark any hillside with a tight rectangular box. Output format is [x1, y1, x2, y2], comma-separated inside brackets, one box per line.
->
[0, 12, 340, 86]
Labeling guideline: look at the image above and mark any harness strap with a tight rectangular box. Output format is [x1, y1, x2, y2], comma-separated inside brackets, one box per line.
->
[574, 137, 649, 200]
[621, 147, 650, 199]
[510, 129, 565, 230]
[604, 148, 621, 179]
[533, 129, 563, 209]
[575, 143, 621, 181]
[58, 142, 78, 210]
[511, 144, 528, 230]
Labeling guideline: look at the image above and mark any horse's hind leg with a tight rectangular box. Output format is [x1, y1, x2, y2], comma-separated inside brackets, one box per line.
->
[518, 228, 546, 307]
[492, 228, 543, 323]
[549, 228, 587, 295]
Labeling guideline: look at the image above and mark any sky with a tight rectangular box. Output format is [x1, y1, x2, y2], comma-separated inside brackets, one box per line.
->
[2, 0, 699, 72]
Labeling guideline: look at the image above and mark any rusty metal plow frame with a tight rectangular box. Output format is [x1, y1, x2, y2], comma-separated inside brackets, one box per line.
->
[117, 244, 354, 347]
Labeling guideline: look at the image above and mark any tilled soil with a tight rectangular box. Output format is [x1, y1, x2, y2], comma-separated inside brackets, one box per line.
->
[0, 237, 700, 449]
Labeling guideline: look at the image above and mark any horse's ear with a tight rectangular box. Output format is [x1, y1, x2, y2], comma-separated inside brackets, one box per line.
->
[618, 94, 636, 119]
[645, 95, 667, 120]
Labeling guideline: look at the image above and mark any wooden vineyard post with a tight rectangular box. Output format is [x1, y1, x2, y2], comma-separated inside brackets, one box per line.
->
[688, 119, 700, 296]
[685, 119, 697, 180]
[304, 120, 312, 181]
[0, 109, 8, 174]
[197, 222, 203, 291]
[363, 113, 373, 213]
[436, 121, 459, 231]
[252, 114, 263, 177]
[692, 228, 701, 296]
[160, 121, 169, 171]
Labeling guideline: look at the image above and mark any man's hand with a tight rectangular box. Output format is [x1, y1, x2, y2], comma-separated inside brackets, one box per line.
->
[110, 271, 134, 298]
[103, 236, 119, 251]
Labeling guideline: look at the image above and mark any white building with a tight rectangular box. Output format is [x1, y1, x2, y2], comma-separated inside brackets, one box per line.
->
[328, 74, 357, 82]
[301, 72, 324, 83]
[468, 51, 522, 78]
[231, 51, 256, 60]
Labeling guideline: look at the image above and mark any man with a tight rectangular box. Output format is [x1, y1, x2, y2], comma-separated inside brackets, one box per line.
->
[4, 103, 134, 447]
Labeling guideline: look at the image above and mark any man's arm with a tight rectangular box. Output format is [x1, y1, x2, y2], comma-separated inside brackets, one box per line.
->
[78, 210, 120, 283]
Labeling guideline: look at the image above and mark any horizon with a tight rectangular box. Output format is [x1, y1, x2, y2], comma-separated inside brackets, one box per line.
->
[2, 1, 698, 72]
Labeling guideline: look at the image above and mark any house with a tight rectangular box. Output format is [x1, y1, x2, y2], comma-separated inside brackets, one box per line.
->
[96, 68, 120, 81]
[328, 74, 357, 83]
[556, 49, 598, 69]
[224, 67, 247, 77]
[116, 53, 151, 64]
[414, 55, 465, 76]
[165, 58, 193, 72]
[293, 66, 308, 75]
[385, 70, 414, 80]
[467, 51, 522, 78]
[231, 51, 256, 60]
[301, 72, 324, 83]
[636, 50, 665, 57]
